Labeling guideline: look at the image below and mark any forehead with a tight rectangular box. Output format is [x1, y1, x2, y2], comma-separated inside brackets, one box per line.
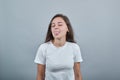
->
[52, 17, 65, 23]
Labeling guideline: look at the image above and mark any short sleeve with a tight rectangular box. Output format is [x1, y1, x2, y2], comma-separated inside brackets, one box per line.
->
[73, 44, 83, 62]
[34, 44, 46, 65]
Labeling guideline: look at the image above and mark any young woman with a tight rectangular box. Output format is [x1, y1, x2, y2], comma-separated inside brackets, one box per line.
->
[34, 14, 83, 80]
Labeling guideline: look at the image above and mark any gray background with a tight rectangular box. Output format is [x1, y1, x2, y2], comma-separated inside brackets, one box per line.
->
[0, 0, 120, 80]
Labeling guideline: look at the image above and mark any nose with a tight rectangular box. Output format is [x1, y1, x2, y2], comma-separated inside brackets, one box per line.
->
[54, 25, 59, 29]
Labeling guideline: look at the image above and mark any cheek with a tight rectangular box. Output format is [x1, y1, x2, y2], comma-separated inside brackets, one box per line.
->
[60, 28, 68, 36]
[61, 26, 68, 32]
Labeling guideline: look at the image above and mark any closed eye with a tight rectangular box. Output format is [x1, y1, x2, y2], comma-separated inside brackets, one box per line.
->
[51, 22, 63, 27]
[58, 22, 63, 26]
[51, 23, 55, 27]
[58, 24, 62, 26]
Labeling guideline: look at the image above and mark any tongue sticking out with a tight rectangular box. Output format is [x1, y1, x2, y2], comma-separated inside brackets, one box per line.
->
[54, 31, 60, 36]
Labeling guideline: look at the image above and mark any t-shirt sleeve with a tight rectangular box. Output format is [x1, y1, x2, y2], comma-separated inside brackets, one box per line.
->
[73, 44, 83, 62]
[34, 44, 46, 65]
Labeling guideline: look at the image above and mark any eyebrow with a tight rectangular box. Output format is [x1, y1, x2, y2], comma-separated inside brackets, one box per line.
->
[58, 22, 63, 24]
[51, 22, 63, 24]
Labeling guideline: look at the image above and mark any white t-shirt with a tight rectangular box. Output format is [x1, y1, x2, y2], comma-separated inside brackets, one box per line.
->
[34, 41, 83, 80]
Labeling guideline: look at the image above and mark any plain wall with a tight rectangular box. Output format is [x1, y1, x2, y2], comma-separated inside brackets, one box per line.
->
[0, 0, 120, 80]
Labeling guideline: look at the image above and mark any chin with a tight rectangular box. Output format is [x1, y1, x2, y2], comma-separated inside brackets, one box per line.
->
[54, 36, 61, 40]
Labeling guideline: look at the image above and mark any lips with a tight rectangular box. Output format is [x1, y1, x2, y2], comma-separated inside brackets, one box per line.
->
[54, 31, 60, 36]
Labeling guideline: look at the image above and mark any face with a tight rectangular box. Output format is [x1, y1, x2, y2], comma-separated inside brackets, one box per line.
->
[51, 17, 69, 40]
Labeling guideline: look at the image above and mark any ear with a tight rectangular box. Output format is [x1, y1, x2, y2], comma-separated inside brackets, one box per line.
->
[67, 27, 69, 32]
[67, 29, 69, 32]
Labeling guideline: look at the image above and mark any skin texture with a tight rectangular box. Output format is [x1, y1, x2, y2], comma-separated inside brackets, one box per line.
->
[74, 62, 82, 80]
[36, 64, 45, 80]
[36, 17, 82, 80]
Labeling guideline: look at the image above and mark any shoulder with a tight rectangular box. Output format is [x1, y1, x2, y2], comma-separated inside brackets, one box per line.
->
[38, 41, 50, 50]
[67, 42, 80, 49]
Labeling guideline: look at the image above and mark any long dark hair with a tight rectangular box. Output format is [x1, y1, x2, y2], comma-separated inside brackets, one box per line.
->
[45, 14, 76, 43]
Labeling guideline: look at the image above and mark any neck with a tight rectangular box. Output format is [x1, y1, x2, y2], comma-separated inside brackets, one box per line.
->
[52, 37, 66, 47]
